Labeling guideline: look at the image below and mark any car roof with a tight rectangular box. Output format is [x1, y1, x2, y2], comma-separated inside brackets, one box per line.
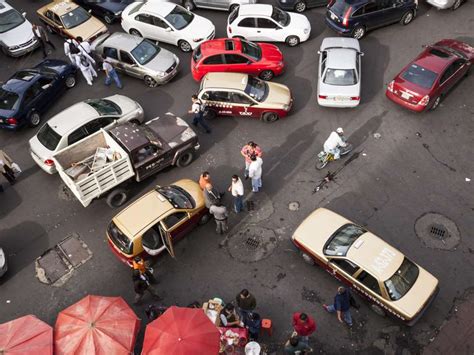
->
[326, 48, 357, 69]
[412, 46, 456, 74]
[200, 38, 242, 57]
[238, 4, 272, 16]
[47, 102, 99, 136]
[201, 72, 248, 91]
[103, 32, 144, 52]
[140, 1, 176, 16]
[45, 1, 79, 16]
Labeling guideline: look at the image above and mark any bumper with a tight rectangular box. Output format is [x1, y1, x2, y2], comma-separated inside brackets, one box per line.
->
[107, 236, 134, 267]
[426, 0, 453, 8]
[191, 30, 215, 50]
[30, 150, 57, 174]
[325, 17, 352, 35]
[157, 65, 179, 85]
[406, 286, 439, 326]
[276, 0, 296, 10]
[3, 39, 40, 57]
[385, 90, 425, 112]
[317, 96, 360, 108]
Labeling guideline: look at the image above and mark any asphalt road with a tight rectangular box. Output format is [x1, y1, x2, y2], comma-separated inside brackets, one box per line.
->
[1, 0, 474, 353]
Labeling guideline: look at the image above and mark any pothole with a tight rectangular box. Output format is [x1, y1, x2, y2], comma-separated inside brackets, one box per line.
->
[227, 226, 277, 263]
[58, 184, 75, 201]
[415, 213, 460, 250]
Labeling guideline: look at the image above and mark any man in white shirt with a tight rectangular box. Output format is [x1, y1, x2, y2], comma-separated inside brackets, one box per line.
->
[228, 174, 244, 213]
[188, 94, 211, 133]
[64, 38, 80, 65]
[102, 54, 123, 89]
[248, 155, 263, 193]
[76, 36, 96, 68]
[323, 127, 347, 160]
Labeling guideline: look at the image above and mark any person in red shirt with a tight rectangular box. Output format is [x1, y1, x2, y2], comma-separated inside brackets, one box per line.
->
[292, 312, 316, 345]
[240, 142, 262, 179]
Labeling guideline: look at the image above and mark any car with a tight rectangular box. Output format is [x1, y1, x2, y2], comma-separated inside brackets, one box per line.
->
[29, 95, 144, 174]
[317, 37, 363, 108]
[0, 1, 40, 57]
[277, 0, 328, 13]
[92, 32, 179, 87]
[191, 38, 284, 81]
[227, 4, 311, 47]
[182, 0, 256, 12]
[106, 179, 208, 265]
[325, 0, 417, 40]
[36, 0, 108, 41]
[121, 1, 215, 52]
[0, 59, 77, 130]
[198, 72, 293, 122]
[0, 247, 7, 278]
[292, 208, 439, 325]
[74, 0, 134, 24]
[386, 39, 474, 112]
[426, 0, 464, 10]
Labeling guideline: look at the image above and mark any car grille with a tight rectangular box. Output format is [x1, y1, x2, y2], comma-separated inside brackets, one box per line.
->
[207, 30, 215, 40]
[19, 38, 36, 48]
[166, 62, 177, 74]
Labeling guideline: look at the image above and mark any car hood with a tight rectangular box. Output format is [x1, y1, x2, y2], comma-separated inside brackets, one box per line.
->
[105, 94, 141, 116]
[35, 59, 72, 75]
[259, 43, 283, 62]
[179, 15, 214, 40]
[288, 12, 311, 31]
[265, 82, 291, 106]
[145, 48, 177, 72]
[67, 18, 107, 41]
[145, 115, 196, 149]
[0, 20, 35, 47]
[435, 39, 474, 61]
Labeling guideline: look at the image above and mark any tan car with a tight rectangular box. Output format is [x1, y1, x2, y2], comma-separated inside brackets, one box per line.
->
[292, 208, 439, 325]
[106, 179, 208, 266]
[37, 0, 107, 41]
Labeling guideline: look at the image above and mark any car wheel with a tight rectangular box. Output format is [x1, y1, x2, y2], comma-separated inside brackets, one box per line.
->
[352, 25, 366, 39]
[452, 0, 462, 10]
[129, 29, 142, 37]
[262, 112, 279, 123]
[233, 35, 245, 40]
[106, 188, 128, 208]
[370, 304, 386, 317]
[129, 119, 141, 125]
[301, 252, 315, 265]
[259, 70, 274, 81]
[28, 111, 41, 127]
[144, 75, 158, 88]
[184, 0, 195, 11]
[179, 40, 192, 52]
[104, 14, 114, 24]
[285, 35, 300, 47]
[229, 4, 239, 12]
[65, 74, 76, 88]
[176, 150, 195, 167]
[400, 10, 414, 25]
[430, 96, 441, 111]
[295, 1, 307, 12]
[198, 213, 211, 225]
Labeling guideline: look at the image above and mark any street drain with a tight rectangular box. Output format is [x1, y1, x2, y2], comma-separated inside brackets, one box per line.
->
[246, 237, 260, 250]
[415, 213, 460, 251]
[227, 226, 277, 263]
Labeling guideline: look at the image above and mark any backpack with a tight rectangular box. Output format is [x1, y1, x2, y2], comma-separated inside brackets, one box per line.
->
[69, 41, 80, 55]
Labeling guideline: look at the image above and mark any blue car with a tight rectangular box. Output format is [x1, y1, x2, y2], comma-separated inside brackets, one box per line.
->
[0, 59, 77, 130]
[325, 0, 417, 39]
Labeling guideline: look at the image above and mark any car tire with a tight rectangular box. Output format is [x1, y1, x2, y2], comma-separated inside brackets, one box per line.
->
[176, 150, 195, 167]
[179, 40, 192, 52]
[28, 111, 41, 127]
[184, 0, 196, 11]
[129, 119, 141, 125]
[295, 1, 307, 12]
[104, 14, 114, 25]
[301, 252, 315, 265]
[129, 29, 142, 37]
[65, 74, 76, 88]
[370, 304, 386, 317]
[144, 75, 158, 88]
[262, 112, 279, 123]
[452, 0, 462, 10]
[352, 25, 366, 39]
[233, 36, 245, 40]
[106, 188, 128, 208]
[285, 35, 300, 47]
[229, 4, 239, 12]
[259, 70, 274, 81]
[400, 10, 414, 25]
[198, 213, 211, 225]
[430, 95, 441, 111]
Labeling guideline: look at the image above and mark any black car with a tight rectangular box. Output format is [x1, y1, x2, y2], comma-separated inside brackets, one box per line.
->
[0, 59, 77, 130]
[277, 0, 328, 12]
[74, 0, 134, 24]
[325, 0, 417, 39]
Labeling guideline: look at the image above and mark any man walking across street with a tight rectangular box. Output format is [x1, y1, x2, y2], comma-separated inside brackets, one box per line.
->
[248, 154, 263, 193]
[0, 149, 16, 185]
[76, 36, 96, 69]
[102, 54, 123, 88]
[292, 312, 316, 345]
[76, 54, 96, 86]
[64, 38, 80, 65]
[132, 269, 160, 304]
[284, 335, 313, 354]
[188, 94, 211, 133]
[323, 286, 353, 327]
[228, 174, 244, 213]
[32, 24, 55, 58]
[209, 201, 228, 234]
[241, 142, 262, 179]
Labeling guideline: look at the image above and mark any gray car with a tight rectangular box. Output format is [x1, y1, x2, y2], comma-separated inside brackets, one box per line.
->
[426, 0, 464, 10]
[91, 32, 179, 87]
[182, 0, 256, 12]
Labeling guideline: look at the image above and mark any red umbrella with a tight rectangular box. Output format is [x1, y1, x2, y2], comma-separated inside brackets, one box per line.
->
[142, 306, 220, 355]
[0, 315, 53, 355]
[54, 295, 140, 355]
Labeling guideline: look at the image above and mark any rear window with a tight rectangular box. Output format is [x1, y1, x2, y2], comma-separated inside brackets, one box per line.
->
[324, 68, 357, 86]
[401, 64, 438, 89]
[108, 221, 133, 255]
[384, 257, 420, 301]
[330, 0, 353, 15]
[37, 123, 62, 151]
[86, 99, 122, 116]
[324, 224, 366, 256]
[128, 2, 144, 15]
[0, 89, 19, 110]
[192, 45, 202, 63]
[229, 5, 239, 24]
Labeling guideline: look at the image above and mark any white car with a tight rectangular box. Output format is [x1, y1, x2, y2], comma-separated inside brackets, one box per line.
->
[121, 1, 215, 52]
[29, 95, 144, 174]
[227, 4, 310, 47]
[317, 37, 363, 108]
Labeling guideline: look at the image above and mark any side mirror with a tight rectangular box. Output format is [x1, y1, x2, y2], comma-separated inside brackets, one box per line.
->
[22, 12, 27, 17]
[359, 52, 364, 56]
[42, 84, 52, 90]
[246, 60, 252, 65]
[88, 9, 92, 13]
[317, 50, 321, 54]
[165, 27, 172, 32]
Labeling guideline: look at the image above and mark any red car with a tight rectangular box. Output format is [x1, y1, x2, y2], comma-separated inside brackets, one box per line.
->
[386, 39, 474, 112]
[191, 38, 284, 81]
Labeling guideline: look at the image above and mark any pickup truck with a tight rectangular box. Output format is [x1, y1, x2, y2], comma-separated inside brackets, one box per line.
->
[53, 115, 200, 208]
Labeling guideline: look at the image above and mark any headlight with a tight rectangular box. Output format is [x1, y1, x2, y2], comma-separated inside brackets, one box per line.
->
[282, 104, 290, 111]
[304, 28, 310, 34]
[156, 70, 166, 77]
[8, 45, 20, 50]
[193, 38, 204, 42]
[115, 10, 122, 16]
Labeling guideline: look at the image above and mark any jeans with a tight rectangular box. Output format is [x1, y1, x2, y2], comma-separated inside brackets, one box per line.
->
[105, 69, 122, 89]
[244, 161, 251, 178]
[251, 177, 262, 192]
[326, 304, 352, 326]
[192, 112, 211, 133]
[234, 195, 243, 213]
[214, 219, 228, 234]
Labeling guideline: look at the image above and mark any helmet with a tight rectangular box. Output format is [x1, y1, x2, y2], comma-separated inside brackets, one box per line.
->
[336, 127, 344, 134]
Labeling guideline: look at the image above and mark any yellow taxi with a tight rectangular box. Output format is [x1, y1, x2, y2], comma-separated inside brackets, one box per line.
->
[106, 179, 208, 266]
[292, 208, 439, 325]
[37, 0, 107, 41]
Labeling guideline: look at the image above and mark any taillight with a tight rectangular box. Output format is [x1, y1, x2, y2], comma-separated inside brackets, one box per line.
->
[342, 6, 352, 27]
[327, 0, 335, 7]
[350, 96, 360, 101]
[6, 117, 17, 125]
[228, 26, 232, 33]
[44, 159, 55, 167]
[387, 80, 394, 93]
[318, 95, 327, 99]
[419, 95, 430, 106]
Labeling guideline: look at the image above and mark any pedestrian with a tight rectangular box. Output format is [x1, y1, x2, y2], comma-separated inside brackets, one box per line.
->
[241, 142, 262, 179]
[228, 175, 244, 213]
[32, 23, 55, 58]
[209, 201, 228, 234]
[248, 154, 263, 193]
[236, 289, 256, 319]
[323, 286, 353, 327]
[102, 54, 123, 89]
[188, 94, 211, 133]
[220, 303, 243, 327]
[199, 171, 212, 190]
[244, 312, 261, 341]
[284, 335, 313, 354]
[0, 150, 16, 185]
[64, 38, 80, 65]
[204, 183, 220, 209]
[132, 256, 157, 283]
[76, 36, 96, 68]
[76, 53, 96, 86]
[132, 269, 159, 304]
[292, 312, 316, 345]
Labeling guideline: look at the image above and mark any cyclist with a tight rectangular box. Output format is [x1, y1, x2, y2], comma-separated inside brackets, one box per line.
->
[323, 128, 347, 160]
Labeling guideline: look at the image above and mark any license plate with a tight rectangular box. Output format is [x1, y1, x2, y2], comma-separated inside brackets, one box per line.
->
[401, 92, 411, 100]
[334, 96, 345, 101]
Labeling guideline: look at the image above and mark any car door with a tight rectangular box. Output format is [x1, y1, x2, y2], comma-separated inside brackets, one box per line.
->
[255, 18, 281, 42]
[119, 50, 142, 79]
[230, 92, 259, 118]
[22, 82, 44, 116]
[34, 78, 55, 113]
[327, 257, 360, 284]
[162, 211, 194, 243]
[134, 13, 163, 42]
[358, 2, 383, 30]
[103, 47, 121, 70]
[355, 270, 383, 298]
[437, 59, 468, 96]
[235, 17, 258, 40]
[67, 126, 89, 146]
[224, 54, 256, 75]
[204, 90, 234, 116]
[131, 143, 165, 181]
[202, 54, 226, 75]
[155, 16, 179, 45]
[43, 10, 63, 34]
[376, 0, 401, 25]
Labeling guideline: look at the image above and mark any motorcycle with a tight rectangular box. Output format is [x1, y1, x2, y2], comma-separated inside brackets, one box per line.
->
[316, 143, 353, 170]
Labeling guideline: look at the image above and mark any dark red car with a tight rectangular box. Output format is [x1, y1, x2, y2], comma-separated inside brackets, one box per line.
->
[191, 38, 284, 82]
[386, 39, 474, 112]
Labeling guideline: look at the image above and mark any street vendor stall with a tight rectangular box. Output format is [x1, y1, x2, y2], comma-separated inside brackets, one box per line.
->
[218, 327, 249, 354]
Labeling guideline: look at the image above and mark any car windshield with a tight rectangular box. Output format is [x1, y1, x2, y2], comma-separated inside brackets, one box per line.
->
[37, 123, 62, 151]
[384, 257, 420, 301]
[324, 224, 366, 256]
[86, 99, 122, 116]
[0, 9, 25, 33]
[330, 0, 352, 16]
[156, 185, 195, 209]
[61, 7, 91, 29]
[324, 68, 357, 86]
[437, 45, 468, 60]
[241, 40, 261, 61]
[108, 220, 133, 254]
[131, 40, 160, 65]
[165, 5, 193, 30]
[192, 45, 202, 63]
[244, 76, 267, 102]
[0, 89, 19, 110]
[401, 64, 437, 89]
[271, 6, 290, 26]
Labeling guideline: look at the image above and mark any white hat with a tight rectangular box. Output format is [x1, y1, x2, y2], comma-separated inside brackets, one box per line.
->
[336, 127, 344, 134]
[245, 341, 261, 355]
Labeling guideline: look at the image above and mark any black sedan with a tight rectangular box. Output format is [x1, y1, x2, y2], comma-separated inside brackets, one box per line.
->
[74, 0, 134, 24]
[0, 59, 77, 130]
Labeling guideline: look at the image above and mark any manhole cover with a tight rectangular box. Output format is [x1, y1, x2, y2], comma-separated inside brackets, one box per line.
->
[288, 201, 300, 211]
[227, 226, 277, 263]
[415, 213, 460, 250]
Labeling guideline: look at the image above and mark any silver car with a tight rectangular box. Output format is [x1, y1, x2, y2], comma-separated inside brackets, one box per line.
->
[0, 1, 39, 57]
[182, 0, 256, 12]
[92, 32, 179, 87]
[426, 0, 463, 10]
